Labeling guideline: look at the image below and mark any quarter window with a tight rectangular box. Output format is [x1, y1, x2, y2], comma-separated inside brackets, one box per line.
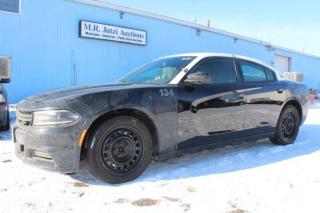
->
[265, 68, 276, 81]
[191, 57, 237, 84]
[239, 60, 267, 82]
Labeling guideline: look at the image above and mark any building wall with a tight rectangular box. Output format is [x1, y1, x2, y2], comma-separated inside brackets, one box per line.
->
[1, 0, 320, 103]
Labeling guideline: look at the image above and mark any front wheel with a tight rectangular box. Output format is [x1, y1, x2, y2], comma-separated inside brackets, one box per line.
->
[85, 116, 153, 184]
[270, 105, 300, 145]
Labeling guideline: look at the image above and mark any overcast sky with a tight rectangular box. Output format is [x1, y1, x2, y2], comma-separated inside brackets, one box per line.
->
[103, 0, 320, 56]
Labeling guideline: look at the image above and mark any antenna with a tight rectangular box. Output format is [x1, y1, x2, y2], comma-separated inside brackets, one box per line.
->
[207, 19, 211, 28]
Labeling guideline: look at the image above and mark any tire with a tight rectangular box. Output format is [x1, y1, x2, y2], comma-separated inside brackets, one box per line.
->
[85, 116, 153, 184]
[270, 105, 300, 145]
[0, 110, 10, 131]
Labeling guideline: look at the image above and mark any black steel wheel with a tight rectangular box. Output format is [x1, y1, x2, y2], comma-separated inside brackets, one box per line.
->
[270, 105, 300, 145]
[100, 128, 143, 174]
[85, 116, 152, 184]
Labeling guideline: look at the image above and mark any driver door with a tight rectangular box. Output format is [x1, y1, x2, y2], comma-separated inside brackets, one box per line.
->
[177, 57, 246, 150]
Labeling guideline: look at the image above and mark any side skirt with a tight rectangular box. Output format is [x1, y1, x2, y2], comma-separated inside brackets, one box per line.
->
[158, 131, 275, 161]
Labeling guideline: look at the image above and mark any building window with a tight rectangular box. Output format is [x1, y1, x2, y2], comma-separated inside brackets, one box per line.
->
[0, 0, 20, 14]
[0, 56, 11, 83]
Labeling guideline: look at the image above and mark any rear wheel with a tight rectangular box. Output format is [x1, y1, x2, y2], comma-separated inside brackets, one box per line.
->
[85, 116, 152, 184]
[270, 105, 300, 145]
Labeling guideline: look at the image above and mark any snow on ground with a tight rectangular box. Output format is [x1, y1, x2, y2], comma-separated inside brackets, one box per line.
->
[1, 104, 320, 213]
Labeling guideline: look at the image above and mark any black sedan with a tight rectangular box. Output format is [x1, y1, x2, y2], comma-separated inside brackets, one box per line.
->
[13, 53, 309, 183]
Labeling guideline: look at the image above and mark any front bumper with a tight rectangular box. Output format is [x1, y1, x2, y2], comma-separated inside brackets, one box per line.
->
[13, 123, 82, 173]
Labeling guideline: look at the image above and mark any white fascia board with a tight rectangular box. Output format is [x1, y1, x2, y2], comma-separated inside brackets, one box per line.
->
[67, 0, 320, 60]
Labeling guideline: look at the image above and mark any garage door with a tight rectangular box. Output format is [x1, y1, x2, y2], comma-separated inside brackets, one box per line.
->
[274, 55, 291, 73]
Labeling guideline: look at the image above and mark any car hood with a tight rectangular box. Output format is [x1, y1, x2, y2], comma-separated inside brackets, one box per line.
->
[26, 83, 163, 102]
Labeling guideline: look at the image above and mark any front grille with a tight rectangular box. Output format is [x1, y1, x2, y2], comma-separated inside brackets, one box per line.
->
[16, 111, 33, 126]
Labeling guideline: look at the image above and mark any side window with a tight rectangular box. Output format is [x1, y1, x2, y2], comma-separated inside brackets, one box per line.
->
[192, 57, 237, 84]
[239, 60, 267, 82]
[265, 68, 276, 81]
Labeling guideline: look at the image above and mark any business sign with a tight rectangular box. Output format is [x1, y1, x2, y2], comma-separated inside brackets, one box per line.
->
[80, 21, 147, 46]
[0, 0, 20, 14]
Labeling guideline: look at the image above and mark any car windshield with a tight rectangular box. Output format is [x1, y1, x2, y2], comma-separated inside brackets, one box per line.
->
[119, 56, 196, 84]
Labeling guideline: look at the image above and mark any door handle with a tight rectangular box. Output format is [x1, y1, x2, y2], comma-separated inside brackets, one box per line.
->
[225, 93, 244, 103]
[277, 89, 284, 94]
[236, 94, 245, 100]
[229, 94, 245, 105]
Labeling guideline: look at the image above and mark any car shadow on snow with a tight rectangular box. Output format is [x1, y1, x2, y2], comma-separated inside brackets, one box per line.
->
[71, 123, 320, 186]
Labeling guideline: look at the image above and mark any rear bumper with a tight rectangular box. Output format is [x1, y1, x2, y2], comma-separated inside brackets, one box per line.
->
[13, 123, 82, 173]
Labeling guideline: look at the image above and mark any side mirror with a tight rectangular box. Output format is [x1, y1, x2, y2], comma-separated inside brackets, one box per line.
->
[184, 72, 209, 84]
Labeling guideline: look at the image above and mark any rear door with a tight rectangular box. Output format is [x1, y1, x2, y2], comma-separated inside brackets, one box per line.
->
[237, 59, 286, 134]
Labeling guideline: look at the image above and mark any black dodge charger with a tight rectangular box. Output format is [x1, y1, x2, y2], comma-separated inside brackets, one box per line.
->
[14, 53, 309, 183]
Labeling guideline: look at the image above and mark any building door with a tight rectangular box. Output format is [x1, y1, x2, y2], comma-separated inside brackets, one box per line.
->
[274, 55, 291, 74]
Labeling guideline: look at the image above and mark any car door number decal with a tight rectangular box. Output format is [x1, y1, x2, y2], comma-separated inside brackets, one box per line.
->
[159, 89, 174, 97]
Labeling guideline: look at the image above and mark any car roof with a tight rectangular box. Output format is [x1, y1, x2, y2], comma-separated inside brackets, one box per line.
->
[162, 52, 276, 71]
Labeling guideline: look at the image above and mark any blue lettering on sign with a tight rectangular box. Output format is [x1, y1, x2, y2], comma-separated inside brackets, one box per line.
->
[83, 23, 91, 31]
[93, 25, 100, 32]
[84, 23, 100, 32]
[120, 30, 144, 39]
[103, 27, 118, 34]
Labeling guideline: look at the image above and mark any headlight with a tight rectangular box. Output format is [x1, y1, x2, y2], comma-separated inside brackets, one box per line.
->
[0, 94, 6, 103]
[32, 110, 80, 126]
